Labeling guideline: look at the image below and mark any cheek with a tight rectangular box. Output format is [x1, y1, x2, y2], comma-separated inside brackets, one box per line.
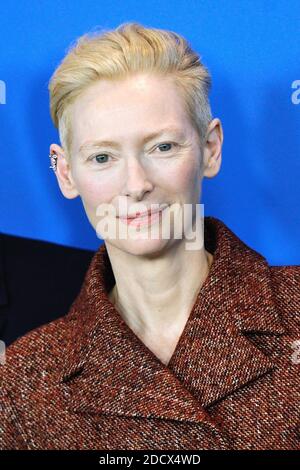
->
[71, 171, 117, 208]
[162, 159, 199, 193]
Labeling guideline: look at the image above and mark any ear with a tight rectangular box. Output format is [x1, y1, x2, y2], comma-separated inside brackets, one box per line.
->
[49, 143, 79, 199]
[202, 118, 223, 178]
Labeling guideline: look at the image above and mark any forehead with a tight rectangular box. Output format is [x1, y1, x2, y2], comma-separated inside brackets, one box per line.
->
[69, 74, 193, 149]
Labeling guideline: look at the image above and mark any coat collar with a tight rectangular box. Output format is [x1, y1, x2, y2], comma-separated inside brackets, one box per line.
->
[59, 216, 286, 436]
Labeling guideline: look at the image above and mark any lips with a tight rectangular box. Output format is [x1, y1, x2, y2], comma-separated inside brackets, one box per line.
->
[118, 206, 167, 219]
[118, 207, 167, 228]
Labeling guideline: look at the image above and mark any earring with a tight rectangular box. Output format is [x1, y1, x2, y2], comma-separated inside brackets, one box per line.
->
[49, 153, 58, 172]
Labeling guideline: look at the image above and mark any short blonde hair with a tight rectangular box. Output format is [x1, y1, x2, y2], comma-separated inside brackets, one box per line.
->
[48, 21, 212, 158]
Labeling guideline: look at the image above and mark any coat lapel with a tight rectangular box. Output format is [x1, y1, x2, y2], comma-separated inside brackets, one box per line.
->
[167, 217, 286, 408]
[59, 216, 286, 430]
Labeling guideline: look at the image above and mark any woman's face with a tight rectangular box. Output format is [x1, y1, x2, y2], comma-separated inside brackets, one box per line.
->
[52, 73, 221, 256]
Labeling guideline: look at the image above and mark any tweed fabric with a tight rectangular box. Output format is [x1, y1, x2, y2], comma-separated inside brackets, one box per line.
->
[0, 216, 299, 450]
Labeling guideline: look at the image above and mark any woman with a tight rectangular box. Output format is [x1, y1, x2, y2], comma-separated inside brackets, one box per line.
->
[1, 22, 299, 450]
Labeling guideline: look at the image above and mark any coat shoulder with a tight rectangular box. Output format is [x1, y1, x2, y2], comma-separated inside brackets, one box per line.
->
[269, 264, 300, 331]
[0, 313, 71, 386]
[0, 314, 73, 449]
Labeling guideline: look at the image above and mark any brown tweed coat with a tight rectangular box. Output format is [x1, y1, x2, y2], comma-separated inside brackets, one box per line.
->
[1, 216, 300, 450]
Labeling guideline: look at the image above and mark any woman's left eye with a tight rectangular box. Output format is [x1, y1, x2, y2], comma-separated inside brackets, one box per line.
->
[156, 142, 176, 152]
[91, 154, 111, 164]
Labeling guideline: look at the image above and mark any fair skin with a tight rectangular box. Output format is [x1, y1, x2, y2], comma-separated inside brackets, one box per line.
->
[50, 72, 223, 365]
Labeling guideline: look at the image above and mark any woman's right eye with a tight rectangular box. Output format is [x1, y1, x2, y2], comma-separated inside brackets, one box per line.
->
[91, 154, 111, 164]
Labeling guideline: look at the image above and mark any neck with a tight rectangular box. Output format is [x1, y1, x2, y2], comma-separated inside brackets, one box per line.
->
[106, 240, 213, 339]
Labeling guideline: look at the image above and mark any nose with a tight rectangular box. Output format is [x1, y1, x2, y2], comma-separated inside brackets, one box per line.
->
[122, 156, 153, 200]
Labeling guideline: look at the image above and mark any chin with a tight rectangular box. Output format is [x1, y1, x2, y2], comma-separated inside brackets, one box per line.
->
[110, 236, 173, 258]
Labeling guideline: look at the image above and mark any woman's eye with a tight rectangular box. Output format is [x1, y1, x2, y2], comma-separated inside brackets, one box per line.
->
[92, 154, 110, 164]
[156, 142, 174, 152]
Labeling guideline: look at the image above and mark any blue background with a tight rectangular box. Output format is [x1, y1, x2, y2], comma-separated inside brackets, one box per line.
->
[0, 0, 299, 264]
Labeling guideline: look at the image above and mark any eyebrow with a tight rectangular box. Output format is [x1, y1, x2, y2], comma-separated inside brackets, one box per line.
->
[78, 126, 184, 153]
